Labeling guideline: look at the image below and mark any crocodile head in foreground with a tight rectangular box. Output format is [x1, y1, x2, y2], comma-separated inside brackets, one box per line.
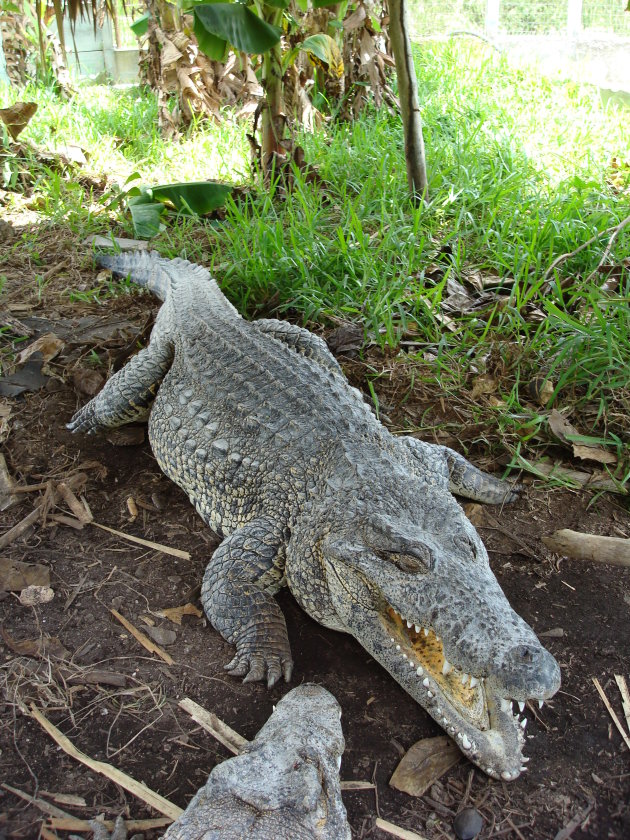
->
[163, 684, 350, 840]
[287, 448, 560, 782]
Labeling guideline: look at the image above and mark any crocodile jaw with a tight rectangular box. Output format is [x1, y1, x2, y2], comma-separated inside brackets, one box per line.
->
[324, 565, 560, 780]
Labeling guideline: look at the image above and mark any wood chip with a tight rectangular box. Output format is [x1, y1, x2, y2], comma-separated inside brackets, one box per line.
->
[47, 816, 172, 832]
[110, 609, 174, 665]
[592, 678, 630, 750]
[92, 522, 190, 559]
[58, 481, 93, 523]
[179, 697, 247, 755]
[375, 817, 429, 840]
[389, 736, 460, 797]
[614, 675, 630, 734]
[543, 529, 630, 568]
[339, 780, 375, 790]
[27, 705, 183, 820]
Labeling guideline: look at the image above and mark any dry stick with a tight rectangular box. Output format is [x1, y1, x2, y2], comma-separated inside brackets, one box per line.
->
[27, 704, 183, 821]
[178, 697, 247, 755]
[0, 504, 44, 549]
[92, 521, 190, 560]
[58, 481, 93, 524]
[542, 213, 630, 284]
[374, 818, 429, 840]
[340, 780, 376, 791]
[592, 678, 630, 751]
[614, 675, 630, 734]
[110, 609, 174, 665]
[542, 529, 630, 568]
[2, 782, 75, 820]
[553, 797, 595, 840]
[584, 213, 630, 283]
[47, 816, 172, 833]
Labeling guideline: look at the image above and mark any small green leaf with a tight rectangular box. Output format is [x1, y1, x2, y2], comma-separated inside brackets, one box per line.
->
[193, 4, 281, 55]
[295, 0, 308, 11]
[130, 12, 151, 37]
[150, 181, 233, 215]
[129, 202, 165, 239]
[312, 0, 340, 7]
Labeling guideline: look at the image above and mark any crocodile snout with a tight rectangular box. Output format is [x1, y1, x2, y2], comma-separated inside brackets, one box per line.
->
[492, 642, 561, 699]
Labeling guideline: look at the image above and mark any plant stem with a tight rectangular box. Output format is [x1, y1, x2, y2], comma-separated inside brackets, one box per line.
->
[261, 7, 285, 171]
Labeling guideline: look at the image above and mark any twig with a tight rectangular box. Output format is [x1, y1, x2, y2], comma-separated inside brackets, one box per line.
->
[110, 609, 174, 665]
[47, 816, 172, 832]
[592, 678, 630, 750]
[543, 213, 630, 284]
[553, 795, 595, 840]
[0, 505, 43, 549]
[92, 522, 190, 559]
[375, 818, 429, 840]
[2, 782, 74, 819]
[340, 780, 375, 791]
[178, 697, 247, 755]
[27, 704, 183, 820]
[584, 213, 630, 283]
[614, 675, 630, 735]
[57, 481, 93, 524]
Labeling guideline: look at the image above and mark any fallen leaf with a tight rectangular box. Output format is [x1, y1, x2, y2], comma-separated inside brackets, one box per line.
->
[158, 603, 203, 625]
[72, 367, 105, 397]
[462, 503, 486, 526]
[0, 101, 37, 139]
[0, 355, 49, 397]
[524, 459, 626, 494]
[106, 426, 146, 446]
[19, 585, 55, 606]
[548, 409, 617, 465]
[144, 625, 177, 646]
[389, 736, 460, 797]
[0, 558, 50, 591]
[527, 378, 555, 407]
[0, 401, 11, 443]
[470, 375, 497, 401]
[16, 333, 63, 366]
[1, 626, 69, 659]
[326, 323, 363, 355]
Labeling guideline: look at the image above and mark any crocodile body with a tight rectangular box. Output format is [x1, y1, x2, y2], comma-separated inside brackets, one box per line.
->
[69, 251, 560, 781]
[163, 685, 349, 840]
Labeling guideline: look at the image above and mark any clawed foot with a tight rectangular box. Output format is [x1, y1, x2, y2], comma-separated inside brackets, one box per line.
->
[66, 404, 102, 435]
[225, 649, 293, 689]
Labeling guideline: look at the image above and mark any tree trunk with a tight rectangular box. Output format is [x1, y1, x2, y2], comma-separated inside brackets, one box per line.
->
[261, 8, 285, 171]
[388, 0, 428, 202]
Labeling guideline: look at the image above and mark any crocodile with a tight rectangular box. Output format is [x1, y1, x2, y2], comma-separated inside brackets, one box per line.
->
[68, 250, 561, 782]
[163, 684, 349, 840]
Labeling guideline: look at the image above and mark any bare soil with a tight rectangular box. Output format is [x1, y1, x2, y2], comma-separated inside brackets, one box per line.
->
[1, 221, 629, 840]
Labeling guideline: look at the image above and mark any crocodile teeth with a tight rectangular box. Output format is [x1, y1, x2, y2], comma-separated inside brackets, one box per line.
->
[520, 765, 528, 772]
[461, 734, 471, 750]
[518, 701, 525, 713]
[522, 756, 530, 763]
[414, 625, 420, 633]
[500, 698, 512, 713]
[416, 665, 423, 676]
[422, 678, 430, 688]
[442, 660, 452, 675]
[402, 653, 408, 660]
[520, 717, 528, 729]
[423, 628, 429, 636]
[461, 673, 469, 685]
[409, 661, 415, 669]
[427, 691, 433, 698]
[395, 644, 401, 651]
[470, 677, 479, 689]
[406, 620, 413, 628]
[337, 756, 342, 770]
[538, 700, 544, 709]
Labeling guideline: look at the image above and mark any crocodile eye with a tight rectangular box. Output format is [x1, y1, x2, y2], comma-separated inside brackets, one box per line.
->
[381, 549, 433, 574]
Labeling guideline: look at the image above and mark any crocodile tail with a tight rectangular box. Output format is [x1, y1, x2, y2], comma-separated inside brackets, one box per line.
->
[95, 250, 211, 302]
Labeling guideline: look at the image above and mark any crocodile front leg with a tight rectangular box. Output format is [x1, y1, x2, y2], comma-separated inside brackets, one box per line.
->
[201, 518, 293, 689]
[67, 330, 173, 434]
[402, 436, 520, 504]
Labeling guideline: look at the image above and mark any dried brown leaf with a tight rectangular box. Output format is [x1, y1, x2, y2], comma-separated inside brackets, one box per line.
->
[470, 375, 497, 401]
[0, 101, 37, 139]
[72, 367, 105, 397]
[1, 626, 69, 659]
[0, 558, 50, 591]
[159, 603, 203, 625]
[548, 410, 617, 465]
[16, 333, 63, 365]
[389, 736, 460, 797]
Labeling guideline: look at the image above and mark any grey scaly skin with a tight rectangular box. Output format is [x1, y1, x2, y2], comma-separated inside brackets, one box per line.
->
[163, 684, 349, 840]
[68, 251, 561, 782]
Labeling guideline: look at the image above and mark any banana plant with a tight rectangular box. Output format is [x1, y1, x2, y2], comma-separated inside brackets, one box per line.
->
[191, 0, 342, 169]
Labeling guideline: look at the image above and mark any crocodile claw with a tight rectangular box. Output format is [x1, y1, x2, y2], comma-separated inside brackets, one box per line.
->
[225, 651, 293, 689]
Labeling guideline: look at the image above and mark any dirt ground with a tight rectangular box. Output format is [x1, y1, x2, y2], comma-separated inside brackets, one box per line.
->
[1, 221, 629, 840]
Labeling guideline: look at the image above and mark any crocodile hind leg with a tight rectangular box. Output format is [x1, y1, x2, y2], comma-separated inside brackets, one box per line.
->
[402, 436, 520, 504]
[201, 517, 293, 689]
[252, 318, 344, 376]
[67, 329, 173, 435]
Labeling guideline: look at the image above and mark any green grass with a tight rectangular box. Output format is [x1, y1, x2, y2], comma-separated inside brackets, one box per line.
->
[1, 38, 629, 470]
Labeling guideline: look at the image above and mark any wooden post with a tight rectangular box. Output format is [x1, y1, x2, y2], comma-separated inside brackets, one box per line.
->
[567, 0, 583, 39]
[486, 0, 500, 37]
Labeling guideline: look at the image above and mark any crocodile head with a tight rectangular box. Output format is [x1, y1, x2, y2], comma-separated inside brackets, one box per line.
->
[289, 460, 560, 781]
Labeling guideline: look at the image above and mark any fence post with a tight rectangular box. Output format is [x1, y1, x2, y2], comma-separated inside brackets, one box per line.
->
[486, 0, 500, 37]
[567, 0, 582, 39]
